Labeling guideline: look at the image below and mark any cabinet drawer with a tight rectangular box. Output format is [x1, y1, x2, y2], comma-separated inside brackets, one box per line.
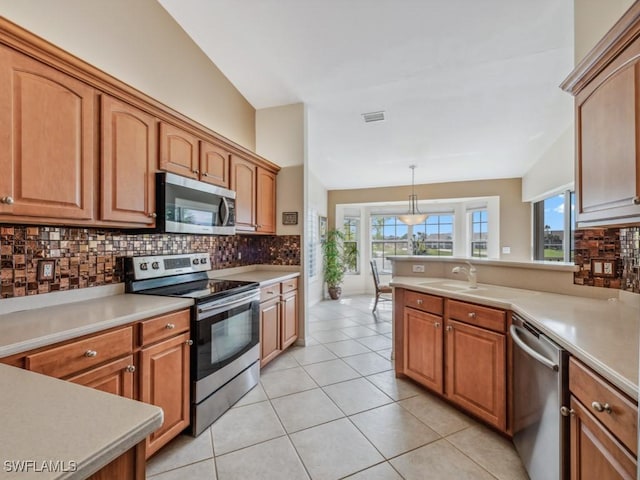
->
[281, 277, 298, 294]
[447, 300, 506, 333]
[260, 283, 280, 302]
[140, 309, 190, 346]
[404, 291, 443, 315]
[26, 327, 133, 379]
[569, 358, 637, 455]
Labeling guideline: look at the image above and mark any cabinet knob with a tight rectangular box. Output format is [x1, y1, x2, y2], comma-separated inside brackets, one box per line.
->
[125, 365, 136, 373]
[1, 196, 14, 205]
[633, 196, 640, 205]
[267, 291, 275, 295]
[434, 322, 441, 328]
[84, 350, 97, 358]
[560, 406, 575, 417]
[468, 312, 476, 319]
[186, 339, 194, 346]
[202, 172, 209, 177]
[416, 299, 423, 305]
[148, 212, 157, 218]
[165, 323, 175, 330]
[446, 325, 453, 332]
[193, 169, 200, 175]
[591, 401, 612, 414]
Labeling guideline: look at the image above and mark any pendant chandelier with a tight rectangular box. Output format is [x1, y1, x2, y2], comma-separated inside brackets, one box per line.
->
[398, 165, 427, 225]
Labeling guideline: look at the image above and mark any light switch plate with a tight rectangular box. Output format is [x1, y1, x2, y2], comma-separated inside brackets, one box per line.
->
[412, 264, 425, 273]
[502, 246, 511, 254]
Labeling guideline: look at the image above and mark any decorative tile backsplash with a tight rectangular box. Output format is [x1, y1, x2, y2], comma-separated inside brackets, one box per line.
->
[0, 225, 300, 298]
[574, 227, 639, 293]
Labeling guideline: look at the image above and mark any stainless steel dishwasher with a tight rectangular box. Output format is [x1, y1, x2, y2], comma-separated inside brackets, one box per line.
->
[511, 314, 569, 480]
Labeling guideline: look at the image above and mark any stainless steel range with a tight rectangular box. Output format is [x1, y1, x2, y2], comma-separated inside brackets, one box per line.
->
[125, 253, 260, 436]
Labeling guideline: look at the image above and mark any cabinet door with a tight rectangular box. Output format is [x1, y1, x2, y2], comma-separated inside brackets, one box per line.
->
[260, 299, 281, 367]
[281, 291, 298, 350]
[0, 46, 95, 220]
[569, 396, 636, 480]
[575, 41, 640, 226]
[256, 167, 277, 234]
[159, 122, 199, 179]
[445, 319, 506, 430]
[101, 95, 157, 225]
[200, 140, 230, 188]
[403, 308, 443, 394]
[67, 355, 135, 399]
[230, 155, 257, 232]
[140, 332, 190, 458]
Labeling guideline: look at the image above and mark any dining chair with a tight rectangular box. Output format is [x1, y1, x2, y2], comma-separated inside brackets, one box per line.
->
[370, 260, 392, 312]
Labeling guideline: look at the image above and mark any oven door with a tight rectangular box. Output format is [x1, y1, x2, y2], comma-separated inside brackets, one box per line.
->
[193, 290, 260, 393]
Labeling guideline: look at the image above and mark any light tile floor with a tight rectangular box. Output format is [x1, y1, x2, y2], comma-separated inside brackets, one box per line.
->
[146, 295, 529, 480]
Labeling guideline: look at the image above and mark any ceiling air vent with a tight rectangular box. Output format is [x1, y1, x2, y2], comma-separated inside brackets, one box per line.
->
[362, 111, 385, 123]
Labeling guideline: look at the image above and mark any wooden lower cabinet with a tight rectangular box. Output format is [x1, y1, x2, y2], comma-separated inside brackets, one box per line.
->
[260, 298, 281, 367]
[87, 443, 145, 480]
[569, 396, 637, 480]
[281, 290, 299, 350]
[67, 355, 135, 398]
[140, 331, 191, 458]
[403, 308, 443, 394]
[445, 319, 506, 430]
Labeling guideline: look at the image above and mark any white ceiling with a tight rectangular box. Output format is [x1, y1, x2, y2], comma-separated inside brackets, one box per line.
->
[158, 0, 574, 189]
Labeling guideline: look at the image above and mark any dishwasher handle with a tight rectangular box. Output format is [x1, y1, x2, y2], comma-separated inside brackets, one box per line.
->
[510, 324, 559, 371]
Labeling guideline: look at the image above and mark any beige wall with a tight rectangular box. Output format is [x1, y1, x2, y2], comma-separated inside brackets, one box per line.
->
[328, 178, 531, 261]
[0, 0, 256, 150]
[574, 0, 635, 64]
[256, 104, 304, 167]
[275, 166, 304, 236]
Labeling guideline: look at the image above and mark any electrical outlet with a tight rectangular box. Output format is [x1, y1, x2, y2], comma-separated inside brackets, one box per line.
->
[502, 246, 511, 254]
[238, 252, 242, 260]
[412, 264, 425, 273]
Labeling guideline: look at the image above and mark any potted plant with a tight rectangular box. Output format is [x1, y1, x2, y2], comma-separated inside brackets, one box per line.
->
[322, 229, 346, 300]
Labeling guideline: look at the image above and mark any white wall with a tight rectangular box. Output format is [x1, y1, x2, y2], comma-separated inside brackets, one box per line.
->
[306, 169, 328, 305]
[0, 0, 256, 150]
[522, 126, 575, 202]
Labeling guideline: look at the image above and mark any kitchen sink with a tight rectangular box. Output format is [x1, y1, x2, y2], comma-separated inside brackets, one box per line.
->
[419, 281, 470, 291]
[462, 285, 540, 300]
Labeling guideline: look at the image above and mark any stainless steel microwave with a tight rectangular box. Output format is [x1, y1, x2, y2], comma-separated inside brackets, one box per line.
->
[155, 172, 236, 235]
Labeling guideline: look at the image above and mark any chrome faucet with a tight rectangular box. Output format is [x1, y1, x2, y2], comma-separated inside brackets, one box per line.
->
[452, 261, 477, 288]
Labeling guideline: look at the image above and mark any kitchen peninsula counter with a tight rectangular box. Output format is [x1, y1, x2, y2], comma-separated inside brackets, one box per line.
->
[0, 363, 162, 479]
[391, 276, 639, 400]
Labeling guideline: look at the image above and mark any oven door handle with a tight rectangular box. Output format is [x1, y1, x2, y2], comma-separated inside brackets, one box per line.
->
[198, 293, 259, 316]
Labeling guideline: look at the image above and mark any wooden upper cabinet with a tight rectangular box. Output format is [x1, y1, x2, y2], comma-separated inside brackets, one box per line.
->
[256, 167, 277, 234]
[0, 45, 95, 221]
[159, 122, 199, 179]
[562, 11, 640, 227]
[230, 155, 257, 231]
[200, 141, 230, 188]
[101, 95, 157, 225]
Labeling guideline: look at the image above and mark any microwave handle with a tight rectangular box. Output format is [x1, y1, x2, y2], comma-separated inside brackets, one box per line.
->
[221, 197, 230, 226]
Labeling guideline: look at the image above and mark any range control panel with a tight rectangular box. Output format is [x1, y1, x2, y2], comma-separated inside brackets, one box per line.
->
[130, 253, 211, 280]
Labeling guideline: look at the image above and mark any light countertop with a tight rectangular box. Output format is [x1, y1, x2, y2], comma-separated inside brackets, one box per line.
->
[210, 268, 300, 286]
[0, 363, 162, 479]
[0, 294, 193, 358]
[391, 276, 639, 399]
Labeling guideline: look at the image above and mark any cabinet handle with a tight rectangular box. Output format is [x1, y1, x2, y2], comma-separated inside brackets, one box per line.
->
[560, 406, 575, 417]
[148, 212, 157, 218]
[468, 312, 476, 319]
[125, 365, 136, 373]
[416, 299, 423, 305]
[287, 284, 294, 288]
[434, 322, 441, 328]
[193, 169, 200, 175]
[202, 172, 209, 177]
[165, 323, 175, 330]
[446, 325, 453, 332]
[0, 196, 14, 205]
[186, 340, 193, 346]
[591, 401, 612, 414]
[84, 350, 97, 358]
[633, 196, 640, 205]
[267, 291, 275, 295]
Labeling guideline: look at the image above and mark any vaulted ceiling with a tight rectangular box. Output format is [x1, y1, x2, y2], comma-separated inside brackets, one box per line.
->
[159, 0, 573, 189]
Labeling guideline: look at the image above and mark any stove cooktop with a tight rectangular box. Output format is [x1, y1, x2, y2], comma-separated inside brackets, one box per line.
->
[137, 278, 259, 303]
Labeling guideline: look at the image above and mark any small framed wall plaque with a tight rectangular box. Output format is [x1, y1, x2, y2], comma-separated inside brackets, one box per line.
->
[282, 212, 298, 225]
[37, 259, 56, 281]
[319, 216, 327, 243]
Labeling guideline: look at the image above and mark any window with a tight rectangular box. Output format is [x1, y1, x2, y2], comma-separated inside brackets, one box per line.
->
[343, 216, 359, 274]
[471, 210, 488, 257]
[371, 215, 409, 273]
[533, 191, 575, 262]
[307, 209, 318, 277]
[412, 214, 454, 256]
